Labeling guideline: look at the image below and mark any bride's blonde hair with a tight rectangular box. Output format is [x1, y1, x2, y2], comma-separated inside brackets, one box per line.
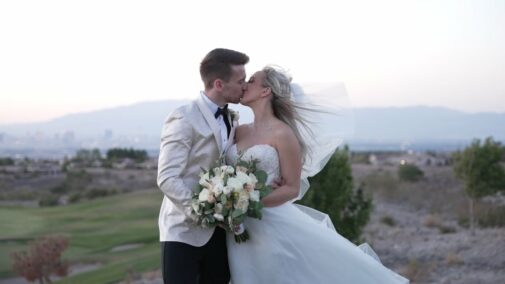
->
[262, 65, 312, 161]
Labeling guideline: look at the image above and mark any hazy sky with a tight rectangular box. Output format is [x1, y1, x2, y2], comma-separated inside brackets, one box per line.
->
[1, 0, 504, 124]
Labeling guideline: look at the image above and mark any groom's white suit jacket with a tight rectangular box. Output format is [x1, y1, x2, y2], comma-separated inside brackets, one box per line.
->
[157, 94, 236, 246]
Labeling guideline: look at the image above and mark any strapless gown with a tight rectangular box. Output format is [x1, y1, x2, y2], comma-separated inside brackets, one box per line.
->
[225, 144, 409, 284]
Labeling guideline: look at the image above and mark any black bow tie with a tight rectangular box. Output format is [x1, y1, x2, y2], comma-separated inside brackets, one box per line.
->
[214, 104, 229, 119]
[214, 104, 231, 137]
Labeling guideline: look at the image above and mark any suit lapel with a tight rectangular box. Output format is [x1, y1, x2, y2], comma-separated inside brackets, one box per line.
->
[196, 96, 223, 152]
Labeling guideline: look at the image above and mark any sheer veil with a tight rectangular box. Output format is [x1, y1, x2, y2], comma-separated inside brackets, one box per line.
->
[290, 82, 354, 200]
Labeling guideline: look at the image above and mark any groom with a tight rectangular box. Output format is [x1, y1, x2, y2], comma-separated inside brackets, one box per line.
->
[157, 48, 249, 284]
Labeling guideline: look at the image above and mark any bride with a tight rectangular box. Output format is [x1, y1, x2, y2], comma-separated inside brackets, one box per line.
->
[225, 66, 409, 283]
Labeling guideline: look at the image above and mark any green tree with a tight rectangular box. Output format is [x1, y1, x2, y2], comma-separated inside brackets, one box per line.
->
[453, 137, 505, 234]
[106, 148, 148, 163]
[297, 145, 372, 243]
[0, 157, 14, 166]
[73, 148, 102, 166]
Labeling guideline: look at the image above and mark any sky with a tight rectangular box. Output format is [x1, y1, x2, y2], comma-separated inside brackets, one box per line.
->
[1, 0, 504, 124]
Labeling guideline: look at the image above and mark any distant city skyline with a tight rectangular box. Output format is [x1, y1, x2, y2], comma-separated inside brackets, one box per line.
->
[1, 0, 504, 124]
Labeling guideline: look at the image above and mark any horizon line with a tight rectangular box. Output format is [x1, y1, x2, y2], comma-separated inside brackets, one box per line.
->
[1, 102, 504, 126]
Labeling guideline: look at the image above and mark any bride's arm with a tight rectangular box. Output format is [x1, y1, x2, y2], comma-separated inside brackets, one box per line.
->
[261, 127, 302, 207]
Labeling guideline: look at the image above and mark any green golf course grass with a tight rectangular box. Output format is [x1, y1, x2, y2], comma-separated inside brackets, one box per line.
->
[0, 190, 163, 283]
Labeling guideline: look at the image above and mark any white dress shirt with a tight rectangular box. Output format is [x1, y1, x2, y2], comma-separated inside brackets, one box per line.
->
[201, 91, 229, 147]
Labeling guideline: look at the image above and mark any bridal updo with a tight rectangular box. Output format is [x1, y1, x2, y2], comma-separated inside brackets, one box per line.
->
[261, 65, 311, 161]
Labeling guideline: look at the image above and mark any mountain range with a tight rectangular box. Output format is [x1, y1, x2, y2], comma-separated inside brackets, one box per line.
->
[1, 100, 504, 152]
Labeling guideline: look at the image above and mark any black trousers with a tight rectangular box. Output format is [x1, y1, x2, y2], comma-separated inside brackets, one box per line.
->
[161, 227, 230, 284]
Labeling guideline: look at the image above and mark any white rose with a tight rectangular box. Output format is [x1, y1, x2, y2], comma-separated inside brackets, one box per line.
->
[236, 171, 251, 185]
[227, 177, 244, 191]
[213, 213, 224, 222]
[210, 176, 224, 193]
[199, 172, 211, 187]
[236, 199, 249, 212]
[234, 190, 250, 211]
[239, 190, 249, 201]
[223, 185, 233, 195]
[220, 165, 229, 172]
[212, 182, 224, 196]
[249, 190, 260, 202]
[226, 166, 235, 174]
[198, 188, 210, 202]
[236, 166, 248, 173]
[248, 173, 258, 185]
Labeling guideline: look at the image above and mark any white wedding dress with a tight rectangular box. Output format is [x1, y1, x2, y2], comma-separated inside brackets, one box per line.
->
[225, 144, 409, 284]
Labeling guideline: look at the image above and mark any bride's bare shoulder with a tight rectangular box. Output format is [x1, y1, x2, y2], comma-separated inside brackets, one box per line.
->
[272, 120, 297, 144]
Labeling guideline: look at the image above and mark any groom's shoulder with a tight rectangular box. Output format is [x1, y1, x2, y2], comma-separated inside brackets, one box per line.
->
[163, 100, 198, 122]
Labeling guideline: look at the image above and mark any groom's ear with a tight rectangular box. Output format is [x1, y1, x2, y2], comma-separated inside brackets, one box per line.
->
[214, 79, 224, 91]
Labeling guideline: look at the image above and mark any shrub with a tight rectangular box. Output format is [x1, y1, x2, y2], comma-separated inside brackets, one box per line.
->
[380, 215, 396, 226]
[85, 188, 109, 199]
[50, 184, 68, 194]
[10, 235, 69, 284]
[68, 192, 82, 203]
[398, 164, 424, 182]
[298, 146, 373, 243]
[84, 188, 118, 200]
[438, 225, 456, 234]
[39, 195, 59, 207]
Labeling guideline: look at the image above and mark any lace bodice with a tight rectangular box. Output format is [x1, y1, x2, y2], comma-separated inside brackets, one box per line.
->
[225, 144, 280, 185]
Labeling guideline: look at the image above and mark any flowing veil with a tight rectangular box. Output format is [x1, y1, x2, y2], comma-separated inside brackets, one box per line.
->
[289, 82, 387, 263]
[290, 82, 354, 200]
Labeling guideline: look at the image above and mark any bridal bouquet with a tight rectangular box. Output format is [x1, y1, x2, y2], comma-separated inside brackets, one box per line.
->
[191, 157, 272, 243]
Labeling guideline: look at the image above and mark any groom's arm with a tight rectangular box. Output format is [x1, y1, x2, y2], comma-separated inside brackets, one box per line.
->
[157, 111, 193, 213]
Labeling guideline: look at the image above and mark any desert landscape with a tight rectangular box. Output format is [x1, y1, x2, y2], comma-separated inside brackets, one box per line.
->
[1, 149, 504, 284]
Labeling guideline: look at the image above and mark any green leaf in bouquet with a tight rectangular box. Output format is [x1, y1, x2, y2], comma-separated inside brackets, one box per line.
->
[207, 214, 216, 224]
[236, 160, 250, 169]
[260, 185, 273, 199]
[221, 206, 230, 217]
[248, 209, 262, 219]
[220, 194, 227, 204]
[254, 170, 267, 184]
[209, 167, 215, 178]
[225, 199, 233, 210]
[204, 202, 212, 210]
[246, 206, 258, 218]
[250, 158, 260, 172]
[193, 185, 203, 194]
[232, 213, 246, 225]
[247, 201, 264, 219]
[231, 208, 245, 218]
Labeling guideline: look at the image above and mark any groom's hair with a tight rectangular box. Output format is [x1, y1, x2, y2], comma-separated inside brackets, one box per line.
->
[200, 48, 249, 89]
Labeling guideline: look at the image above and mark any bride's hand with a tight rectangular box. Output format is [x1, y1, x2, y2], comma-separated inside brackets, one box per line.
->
[272, 177, 284, 190]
